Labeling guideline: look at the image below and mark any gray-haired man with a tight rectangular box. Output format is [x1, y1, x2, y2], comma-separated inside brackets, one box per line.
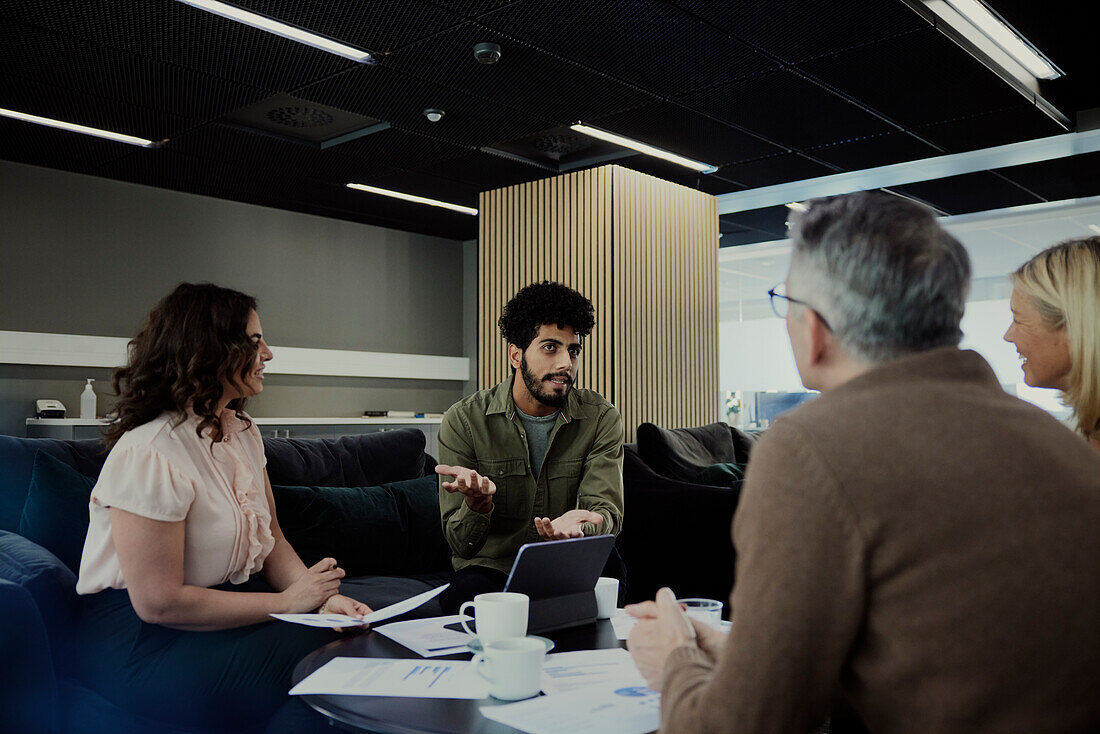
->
[626, 191, 1100, 733]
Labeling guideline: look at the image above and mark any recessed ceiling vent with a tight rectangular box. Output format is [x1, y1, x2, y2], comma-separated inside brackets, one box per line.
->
[221, 93, 388, 149]
[532, 133, 591, 159]
[266, 106, 334, 128]
[484, 125, 635, 172]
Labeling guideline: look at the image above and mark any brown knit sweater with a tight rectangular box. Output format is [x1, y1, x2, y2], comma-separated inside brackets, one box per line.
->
[661, 348, 1100, 733]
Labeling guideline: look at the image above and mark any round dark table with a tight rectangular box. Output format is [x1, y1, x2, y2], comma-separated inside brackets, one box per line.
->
[292, 620, 624, 734]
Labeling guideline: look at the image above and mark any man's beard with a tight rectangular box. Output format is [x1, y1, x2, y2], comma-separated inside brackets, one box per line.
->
[520, 354, 572, 408]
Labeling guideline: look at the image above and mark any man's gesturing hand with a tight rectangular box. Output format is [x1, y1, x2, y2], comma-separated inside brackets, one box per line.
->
[534, 509, 603, 540]
[435, 464, 495, 513]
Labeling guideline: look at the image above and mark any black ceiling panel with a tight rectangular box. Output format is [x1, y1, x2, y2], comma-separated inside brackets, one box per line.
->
[383, 22, 654, 123]
[589, 101, 782, 167]
[808, 131, 941, 170]
[994, 151, 1100, 203]
[893, 171, 1042, 215]
[717, 153, 836, 189]
[232, 0, 464, 53]
[419, 151, 550, 192]
[0, 19, 268, 123]
[297, 64, 548, 148]
[1, 0, 1094, 242]
[916, 102, 1067, 154]
[0, 0, 354, 91]
[799, 27, 1028, 130]
[166, 124, 466, 184]
[674, 0, 930, 65]
[480, 0, 777, 97]
[679, 69, 894, 150]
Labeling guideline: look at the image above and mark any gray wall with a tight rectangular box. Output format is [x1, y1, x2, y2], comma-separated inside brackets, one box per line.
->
[0, 161, 476, 436]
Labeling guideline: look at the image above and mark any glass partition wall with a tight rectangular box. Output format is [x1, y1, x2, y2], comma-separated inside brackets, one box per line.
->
[718, 198, 1100, 429]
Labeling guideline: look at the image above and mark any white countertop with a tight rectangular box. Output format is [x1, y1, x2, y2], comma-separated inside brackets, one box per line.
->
[27, 416, 442, 426]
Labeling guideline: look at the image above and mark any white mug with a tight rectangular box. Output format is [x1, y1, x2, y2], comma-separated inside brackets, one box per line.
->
[459, 592, 529, 645]
[471, 636, 546, 700]
[594, 576, 619, 619]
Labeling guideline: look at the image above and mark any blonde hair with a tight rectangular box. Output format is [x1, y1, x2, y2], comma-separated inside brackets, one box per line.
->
[1012, 237, 1100, 440]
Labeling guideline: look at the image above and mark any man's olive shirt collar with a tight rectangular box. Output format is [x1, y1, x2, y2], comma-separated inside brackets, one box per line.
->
[484, 374, 580, 425]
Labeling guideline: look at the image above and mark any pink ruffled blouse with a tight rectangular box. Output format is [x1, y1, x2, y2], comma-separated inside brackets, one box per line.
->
[76, 410, 276, 595]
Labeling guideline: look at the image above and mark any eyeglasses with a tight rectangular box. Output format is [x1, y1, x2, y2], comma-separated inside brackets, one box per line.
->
[767, 284, 832, 331]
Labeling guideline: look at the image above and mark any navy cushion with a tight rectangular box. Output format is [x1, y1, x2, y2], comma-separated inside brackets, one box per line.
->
[697, 461, 747, 488]
[0, 578, 61, 734]
[19, 451, 95, 574]
[0, 435, 106, 533]
[0, 530, 80, 676]
[273, 476, 451, 577]
[264, 429, 428, 488]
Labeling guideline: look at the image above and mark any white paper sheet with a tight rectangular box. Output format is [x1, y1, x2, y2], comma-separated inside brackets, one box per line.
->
[290, 657, 490, 699]
[271, 584, 449, 629]
[374, 614, 474, 657]
[610, 609, 638, 640]
[540, 648, 647, 695]
[480, 685, 660, 734]
[269, 613, 370, 628]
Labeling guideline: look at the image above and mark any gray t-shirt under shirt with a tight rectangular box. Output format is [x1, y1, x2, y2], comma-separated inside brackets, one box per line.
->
[515, 406, 558, 478]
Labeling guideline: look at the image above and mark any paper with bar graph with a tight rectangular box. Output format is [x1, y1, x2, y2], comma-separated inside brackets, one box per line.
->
[290, 657, 490, 699]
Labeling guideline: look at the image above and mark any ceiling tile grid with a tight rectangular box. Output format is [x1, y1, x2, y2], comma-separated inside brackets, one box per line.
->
[0, 0, 1093, 243]
[479, 0, 779, 97]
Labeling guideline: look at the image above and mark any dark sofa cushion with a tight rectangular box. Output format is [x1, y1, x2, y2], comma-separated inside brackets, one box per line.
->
[0, 578, 61, 734]
[273, 476, 451, 577]
[635, 422, 756, 484]
[19, 451, 96, 573]
[0, 530, 80, 675]
[264, 429, 428, 488]
[0, 436, 106, 533]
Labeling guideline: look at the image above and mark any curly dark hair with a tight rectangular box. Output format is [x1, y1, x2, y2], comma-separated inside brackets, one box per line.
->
[497, 281, 595, 350]
[103, 282, 259, 449]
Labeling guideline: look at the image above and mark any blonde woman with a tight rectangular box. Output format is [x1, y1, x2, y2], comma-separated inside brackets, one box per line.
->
[1004, 236, 1100, 451]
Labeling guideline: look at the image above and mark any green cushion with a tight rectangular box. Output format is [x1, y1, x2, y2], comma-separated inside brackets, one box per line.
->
[696, 462, 747, 488]
[272, 476, 451, 577]
[19, 452, 95, 573]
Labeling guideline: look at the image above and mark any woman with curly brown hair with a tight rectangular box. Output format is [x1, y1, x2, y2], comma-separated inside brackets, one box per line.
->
[1005, 237, 1100, 452]
[75, 282, 368, 732]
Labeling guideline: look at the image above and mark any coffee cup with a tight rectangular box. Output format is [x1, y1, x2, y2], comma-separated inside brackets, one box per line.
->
[471, 636, 546, 700]
[459, 592, 529, 645]
[594, 576, 618, 619]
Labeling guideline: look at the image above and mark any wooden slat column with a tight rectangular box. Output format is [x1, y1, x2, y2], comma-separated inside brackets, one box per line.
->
[478, 165, 718, 441]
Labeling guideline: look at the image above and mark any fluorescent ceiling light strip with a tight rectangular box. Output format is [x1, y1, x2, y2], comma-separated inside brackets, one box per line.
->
[941, 0, 1058, 79]
[176, 0, 373, 63]
[924, 0, 1057, 85]
[346, 183, 478, 216]
[570, 123, 717, 173]
[0, 107, 156, 147]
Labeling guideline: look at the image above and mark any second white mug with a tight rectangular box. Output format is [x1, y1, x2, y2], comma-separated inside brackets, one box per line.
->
[459, 591, 529, 645]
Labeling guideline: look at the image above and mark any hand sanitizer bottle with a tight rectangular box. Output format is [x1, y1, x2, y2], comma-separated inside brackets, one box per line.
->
[80, 379, 97, 419]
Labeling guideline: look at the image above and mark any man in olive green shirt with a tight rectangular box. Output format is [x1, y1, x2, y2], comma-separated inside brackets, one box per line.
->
[436, 281, 624, 613]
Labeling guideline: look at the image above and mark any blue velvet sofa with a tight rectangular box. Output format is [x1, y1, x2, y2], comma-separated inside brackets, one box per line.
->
[0, 428, 451, 734]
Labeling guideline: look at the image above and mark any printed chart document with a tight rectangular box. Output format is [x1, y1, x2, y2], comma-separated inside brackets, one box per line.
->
[541, 649, 647, 695]
[374, 614, 474, 657]
[481, 685, 660, 734]
[290, 657, 490, 699]
[271, 584, 449, 628]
